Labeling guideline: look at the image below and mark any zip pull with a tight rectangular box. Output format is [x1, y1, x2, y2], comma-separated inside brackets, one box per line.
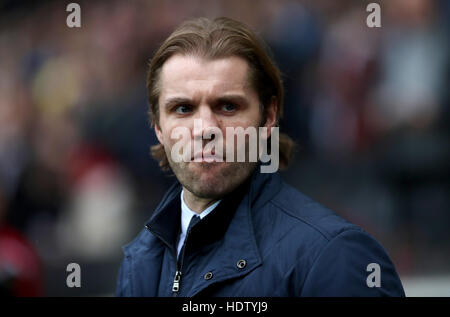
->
[145, 224, 184, 295]
[172, 270, 182, 292]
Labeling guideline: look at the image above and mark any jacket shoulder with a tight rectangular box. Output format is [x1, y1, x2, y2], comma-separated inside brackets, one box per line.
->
[269, 181, 362, 241]
[261, 181, 405, 296]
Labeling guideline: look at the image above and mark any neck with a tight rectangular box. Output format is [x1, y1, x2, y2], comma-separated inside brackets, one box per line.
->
[182, 188, 219, 214]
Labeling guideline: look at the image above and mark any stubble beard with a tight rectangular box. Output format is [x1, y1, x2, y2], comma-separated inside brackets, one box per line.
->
[163, 115, 265, 200]
[165, 149, 257, 200]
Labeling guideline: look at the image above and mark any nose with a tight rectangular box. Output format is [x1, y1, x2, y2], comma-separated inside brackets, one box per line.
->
[192, 105, 219, 140]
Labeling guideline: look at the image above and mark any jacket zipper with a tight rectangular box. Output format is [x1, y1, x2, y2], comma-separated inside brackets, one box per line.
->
[145, 224, 188, 297]
[172, 270, 182, 293]
[171, 229, 191, 296]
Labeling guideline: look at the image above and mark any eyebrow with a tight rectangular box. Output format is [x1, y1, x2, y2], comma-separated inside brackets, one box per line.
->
[163, 94, 250, 109]
[214, 95, 250, 107]
[163, 97, 193, 109]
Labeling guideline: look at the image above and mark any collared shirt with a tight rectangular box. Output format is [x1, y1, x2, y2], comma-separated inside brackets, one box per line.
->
[177, 189, 221, 258]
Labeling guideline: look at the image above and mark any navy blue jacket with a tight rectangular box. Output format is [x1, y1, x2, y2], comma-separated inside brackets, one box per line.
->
[116, 169, 405, 297]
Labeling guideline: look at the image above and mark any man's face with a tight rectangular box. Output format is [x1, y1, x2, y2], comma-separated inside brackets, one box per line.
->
[155, 54, 275, 199]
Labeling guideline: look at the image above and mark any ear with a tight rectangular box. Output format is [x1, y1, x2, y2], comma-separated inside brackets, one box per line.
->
[263, 97, 278, 138]
[154, 123, 164, 145]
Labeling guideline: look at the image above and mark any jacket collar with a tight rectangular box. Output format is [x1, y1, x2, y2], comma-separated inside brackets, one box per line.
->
[144, 165, 283, 295]
[145, 166, 282, 246]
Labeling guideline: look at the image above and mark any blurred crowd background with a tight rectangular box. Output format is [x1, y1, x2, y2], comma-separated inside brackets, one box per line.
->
[0, 0, 449, 296]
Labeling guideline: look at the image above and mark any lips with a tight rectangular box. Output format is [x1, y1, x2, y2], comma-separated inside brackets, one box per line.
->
[192, 149, 223, 162]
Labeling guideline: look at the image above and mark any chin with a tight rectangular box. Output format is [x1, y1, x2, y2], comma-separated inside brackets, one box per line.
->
[190, 185, 226, 199]
[193, 163, 227, 183]
[170, 159, 256, 199]
[186, 163, 234, 198]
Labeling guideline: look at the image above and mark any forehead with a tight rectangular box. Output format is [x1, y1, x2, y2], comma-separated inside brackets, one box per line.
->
[158, 54, 253, 100]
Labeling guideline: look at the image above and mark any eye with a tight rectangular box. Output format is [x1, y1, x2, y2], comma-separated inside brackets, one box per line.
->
[220, 103, 237, 113]
[175, 104, 192, 114]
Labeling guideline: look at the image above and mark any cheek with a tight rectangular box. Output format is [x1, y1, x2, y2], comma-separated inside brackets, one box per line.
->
[159, 117, 182, 145]
[242, 106, 262, 126]
[223, 115, 260, 130]
[164, 123, 194, 149]
[164, 128, 181, 147]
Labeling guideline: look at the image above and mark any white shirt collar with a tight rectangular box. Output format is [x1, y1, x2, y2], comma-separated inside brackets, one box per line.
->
[177, 189, 220, 255]
[180, 189, 221, 238]
[177, 189, 221, 257]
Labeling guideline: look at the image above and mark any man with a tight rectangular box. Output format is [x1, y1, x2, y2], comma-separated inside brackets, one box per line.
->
[116, 17, 405, 297]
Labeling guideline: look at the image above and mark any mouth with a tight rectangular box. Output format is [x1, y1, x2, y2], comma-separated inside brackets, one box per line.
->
[192, 149, 223, 162]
